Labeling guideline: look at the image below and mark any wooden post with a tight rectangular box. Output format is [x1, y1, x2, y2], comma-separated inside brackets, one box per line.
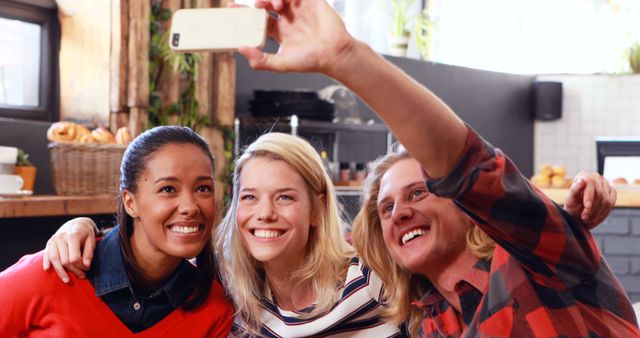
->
[212, 0, 236, 129]
[161, 0, 181, 107]
[129, 107, 149, 137]
[108, 0, 129, 133]
[110, 0, 124, 114]
[194, 0, 213, 120]
[125, 0, 150, 135]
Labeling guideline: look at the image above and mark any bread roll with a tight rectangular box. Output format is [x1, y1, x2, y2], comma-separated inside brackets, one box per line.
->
[552, 165, 566, 178]
[539, 164, 553, 177]
[115, 127, 133, 145]
[634, 179, 640, 185]
[47, 122, 77, 142]
[531, 175, 550, 187]
[73, 125, 92, 143]
[91, 127, 116, 144]
[78, 133, 96, 144]
[613, 177, 628, 185]
[551, 174, 569, 188]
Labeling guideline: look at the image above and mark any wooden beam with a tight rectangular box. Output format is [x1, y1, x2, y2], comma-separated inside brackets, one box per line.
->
[212, 52, 236, 127]
[213, 0, 236, 126]
[127, 0, 150, 109]
[119, 0, 130, 110]
[194, 0, 213, 120]
[110, 0, 123, 116]
[129, 107, 148, 137]
[160, 0, 181, 106]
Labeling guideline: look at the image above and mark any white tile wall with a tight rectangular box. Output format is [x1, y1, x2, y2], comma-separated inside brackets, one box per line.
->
[534, 74, 640, 177]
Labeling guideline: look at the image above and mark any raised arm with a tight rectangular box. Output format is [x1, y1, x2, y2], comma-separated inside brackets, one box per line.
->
[242, 0, 467, 178]
[42, 217, 98, 283]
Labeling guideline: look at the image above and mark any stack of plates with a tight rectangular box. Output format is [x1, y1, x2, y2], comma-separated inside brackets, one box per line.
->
[249, 90, 335, 121]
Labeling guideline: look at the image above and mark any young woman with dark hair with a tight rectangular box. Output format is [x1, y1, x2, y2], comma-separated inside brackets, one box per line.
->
[0, 126, 233, 337]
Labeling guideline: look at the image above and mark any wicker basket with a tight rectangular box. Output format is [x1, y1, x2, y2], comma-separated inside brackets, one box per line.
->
[49, 142, 127, 196]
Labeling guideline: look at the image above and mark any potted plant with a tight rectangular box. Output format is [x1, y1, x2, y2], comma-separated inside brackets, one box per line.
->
[628, 40, 640, 74]
[387, 0, 433, 59]
[14, 148, 37, 192]
[413, 6, 433, 60]
[387, 0, 415, 57]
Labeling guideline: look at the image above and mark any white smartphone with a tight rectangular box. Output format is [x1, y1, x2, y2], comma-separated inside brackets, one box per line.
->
[169, 8, 268, 53]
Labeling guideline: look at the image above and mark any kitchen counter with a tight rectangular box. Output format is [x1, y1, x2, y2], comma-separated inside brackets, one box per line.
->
[540, 187, 640, 208]
[0, 195, 117, 218]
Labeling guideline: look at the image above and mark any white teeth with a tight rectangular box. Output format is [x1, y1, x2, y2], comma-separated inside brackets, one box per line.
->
[401, 229, 427, 245]
[171, 225, 200, 234]
[254, 229, 284, 238]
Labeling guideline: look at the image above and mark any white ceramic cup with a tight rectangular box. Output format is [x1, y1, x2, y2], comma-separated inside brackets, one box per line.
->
[0, 174, 24, 193]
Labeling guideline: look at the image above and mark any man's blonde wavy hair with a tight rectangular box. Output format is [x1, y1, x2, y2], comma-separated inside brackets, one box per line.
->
[351, 148, 495, 336]
[215, 133, 353, 336]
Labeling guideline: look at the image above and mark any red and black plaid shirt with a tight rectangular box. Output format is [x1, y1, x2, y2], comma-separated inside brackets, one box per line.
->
[413, 127, 640, 337]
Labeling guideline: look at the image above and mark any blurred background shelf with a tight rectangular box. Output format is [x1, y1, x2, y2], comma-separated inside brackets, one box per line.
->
[539, 187, 640, 207]
[0, 195, 116, 218]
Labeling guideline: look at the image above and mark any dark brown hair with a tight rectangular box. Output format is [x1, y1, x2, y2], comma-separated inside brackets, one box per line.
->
[117, 125, 216, 310]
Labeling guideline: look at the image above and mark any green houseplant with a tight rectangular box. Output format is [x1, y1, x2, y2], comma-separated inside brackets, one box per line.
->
[387, 0, 414, 56]
[387, 0, 433, 59]
[14, 148, 36, 191]
[627, 40, 640, 74]
[413, 7, 433, 60]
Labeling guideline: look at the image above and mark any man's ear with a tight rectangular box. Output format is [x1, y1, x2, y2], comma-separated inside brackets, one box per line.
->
[122, 190, 138, 218]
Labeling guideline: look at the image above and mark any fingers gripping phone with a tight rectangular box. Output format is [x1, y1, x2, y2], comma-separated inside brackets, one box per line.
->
[169, 7, 268, 53]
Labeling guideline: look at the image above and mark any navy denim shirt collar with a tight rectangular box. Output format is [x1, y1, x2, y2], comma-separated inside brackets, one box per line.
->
[88, 225, 196, 308]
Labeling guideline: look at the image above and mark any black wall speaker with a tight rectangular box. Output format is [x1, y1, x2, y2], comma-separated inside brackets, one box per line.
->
[533, 81, 563, 121]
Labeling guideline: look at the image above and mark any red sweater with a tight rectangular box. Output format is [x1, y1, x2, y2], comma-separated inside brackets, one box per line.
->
[0, 252, 234, 337]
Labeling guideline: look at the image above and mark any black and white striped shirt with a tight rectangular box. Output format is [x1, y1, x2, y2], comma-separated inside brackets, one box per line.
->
[231, 257, 407, 337]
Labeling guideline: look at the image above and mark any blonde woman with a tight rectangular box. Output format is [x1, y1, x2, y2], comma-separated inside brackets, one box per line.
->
[216, 132, 404, 337]
[42, 132, 406, 337]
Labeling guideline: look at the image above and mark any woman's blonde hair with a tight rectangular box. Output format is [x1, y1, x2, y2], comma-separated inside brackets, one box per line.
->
[351, 147, 495, 336]
[215, 133, 353, 335]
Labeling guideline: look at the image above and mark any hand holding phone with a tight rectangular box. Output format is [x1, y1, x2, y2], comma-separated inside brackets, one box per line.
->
[169, 7, 268, 53]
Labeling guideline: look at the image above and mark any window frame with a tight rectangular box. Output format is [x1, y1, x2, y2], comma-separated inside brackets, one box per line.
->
[0, 0, 59, 121]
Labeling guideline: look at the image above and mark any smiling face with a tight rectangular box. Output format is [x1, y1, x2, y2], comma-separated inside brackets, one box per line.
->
[377, 158, 472, 275]
[236, 157, 315, 271]
[124, 143, 215, 267]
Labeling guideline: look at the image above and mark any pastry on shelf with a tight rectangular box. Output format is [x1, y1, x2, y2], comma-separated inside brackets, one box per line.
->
[531, 163, 571, 188]
[73, 124, 92, 143]
[613, 177, 629, 185]
[115, 127, 133, 145]
[551, 174, 571, 188]
[47, 122, 78, 142]
[531, 174, 551, 188]
[539, 164, 553, 178]
[91, 127, 116, 144]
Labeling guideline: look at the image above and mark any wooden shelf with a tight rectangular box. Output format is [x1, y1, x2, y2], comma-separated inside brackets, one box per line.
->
[238, 116, 389, 134]
[540, 187, 640, 208]
[0, 195, 117, 218]
[335, 185, 363, 197]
